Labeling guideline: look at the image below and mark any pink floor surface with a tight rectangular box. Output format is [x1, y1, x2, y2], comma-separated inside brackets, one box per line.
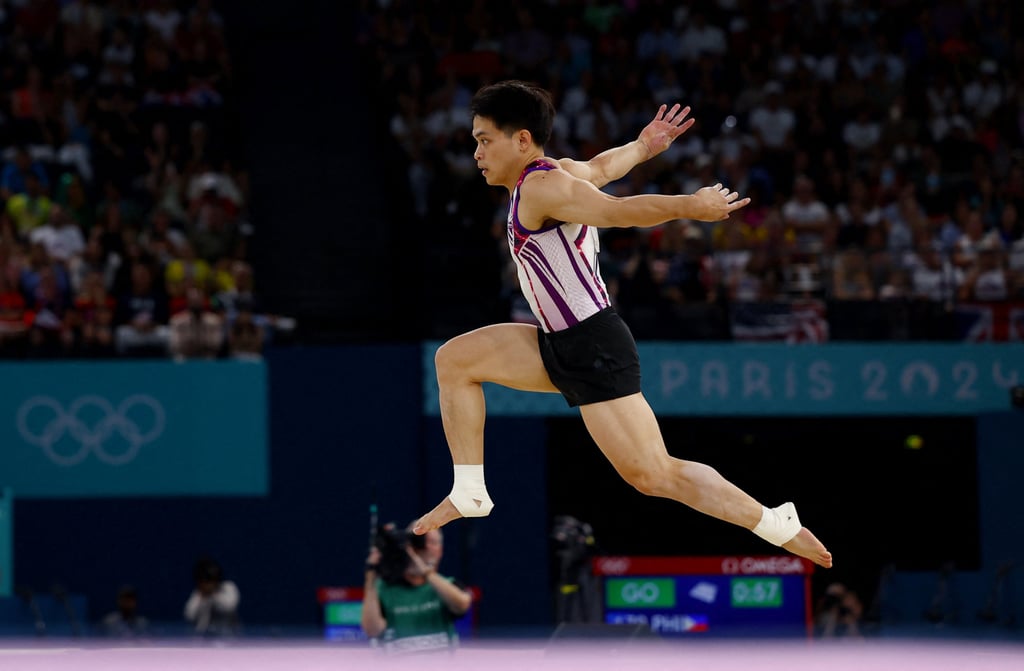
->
[1, 639, 1023, 671]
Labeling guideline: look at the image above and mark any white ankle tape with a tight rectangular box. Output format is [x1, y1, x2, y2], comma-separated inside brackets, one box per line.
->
[752, 502, 801, 546]
[448, 465, 494, 517]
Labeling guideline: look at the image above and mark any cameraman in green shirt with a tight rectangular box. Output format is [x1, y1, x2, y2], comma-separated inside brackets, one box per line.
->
[361, 522, 472, 654]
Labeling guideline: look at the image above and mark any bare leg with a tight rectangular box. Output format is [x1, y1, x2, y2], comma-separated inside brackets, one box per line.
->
[580, 393, 832, 568]
[414, 323, 558, 534]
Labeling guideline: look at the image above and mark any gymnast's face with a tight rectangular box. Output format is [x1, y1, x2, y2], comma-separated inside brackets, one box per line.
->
[472, 116, 531, 190]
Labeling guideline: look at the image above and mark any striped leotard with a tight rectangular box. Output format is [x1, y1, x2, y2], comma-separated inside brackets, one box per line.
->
[506, 159, 611, 333]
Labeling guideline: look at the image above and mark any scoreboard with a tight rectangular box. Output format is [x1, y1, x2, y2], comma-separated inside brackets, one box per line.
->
[593, 555, 814, 638]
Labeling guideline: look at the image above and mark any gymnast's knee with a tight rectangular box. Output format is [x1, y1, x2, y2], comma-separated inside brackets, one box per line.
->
[434, 340, 470, 383]
[622, 466, 669, 498]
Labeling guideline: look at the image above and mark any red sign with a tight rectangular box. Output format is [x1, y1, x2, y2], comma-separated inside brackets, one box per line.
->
[316, 586, 364, 604]
[591, 555, 814, 576]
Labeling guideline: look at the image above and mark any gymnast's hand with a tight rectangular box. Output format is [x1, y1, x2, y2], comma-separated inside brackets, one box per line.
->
[638, 103, 695, 158]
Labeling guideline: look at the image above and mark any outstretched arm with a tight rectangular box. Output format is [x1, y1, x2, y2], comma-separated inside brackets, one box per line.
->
[517, 168, 749, 230]
[559, 104, 693, 188]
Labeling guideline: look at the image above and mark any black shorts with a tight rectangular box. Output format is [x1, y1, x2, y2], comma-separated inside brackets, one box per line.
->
[537, 307, 642, 408]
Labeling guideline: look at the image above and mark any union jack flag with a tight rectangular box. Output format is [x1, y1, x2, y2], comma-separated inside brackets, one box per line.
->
[954, 302, 1024, 341]
[730, 300, 829, 343]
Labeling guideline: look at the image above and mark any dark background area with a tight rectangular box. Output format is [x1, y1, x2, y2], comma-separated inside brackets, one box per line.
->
[547, 416, 981, 602]
[218, 1, 424, 342]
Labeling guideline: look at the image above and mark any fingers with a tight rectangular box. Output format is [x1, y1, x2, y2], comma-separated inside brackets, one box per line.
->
[675, 117, 695, 135]
[725, 197, 752, 215]
[656, 103, 691, 126]
[664, 103, 681, 123]
[667, 104, 689, 126]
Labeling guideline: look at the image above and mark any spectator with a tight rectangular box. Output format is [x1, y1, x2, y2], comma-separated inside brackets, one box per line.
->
[68, 235, 118, 295]
[952, 209, 989, 269]
[962, 60, 1003, 121]
[729, 248, 782, 303]
[841, 105, 882, 166]
[19, 242, 71, 307]
[71, 269, 116, 357]
[189, 187, 240, 263]
[881, 184, 927, 259]
[831, 248, 876, 301]
[0, 271, 29, 355]
[835, 200, 873, 250]
[1009, 238, 1024, 299]
[878, 267, 911, 302]
[634, 16, 675, 65]
[113, 263, 170, 356]
[26, 266, 74, 357]
[140, 207, 187, 266]
[227, 302, 264, 360]
[653, 221, 714, 306]
[782, 175, 832, 257]
[1, 146, 51, 200]
[168, 285, 224, 360]
[29, 205, 86, 264]
[213, 260, 254, 319]
[53, 172, 96, 234]
[959, 236, 1011, 303]
[909, 242, 963, 304]
[6, 174, 53, 239]
[748, 81, 795, 154]
[165, 240, 211, 306]
[816, 582, 864, 639]
[676, 11, 726, 64]
[99, 585, 150, 638]
[145, 0, 183, 46]
[995, 202, 1022, 247]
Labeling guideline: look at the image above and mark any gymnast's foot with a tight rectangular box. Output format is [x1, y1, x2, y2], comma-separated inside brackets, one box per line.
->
[783, 527, 833, 568]
[412, 497, 462, 535]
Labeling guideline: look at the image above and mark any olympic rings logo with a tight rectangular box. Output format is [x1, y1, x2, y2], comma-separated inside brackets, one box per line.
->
[16, 395, 166, 467]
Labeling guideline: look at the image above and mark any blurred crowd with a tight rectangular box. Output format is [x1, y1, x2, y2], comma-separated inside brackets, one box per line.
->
[355, 0, 1024, 341]
[0, 0, 285, 360]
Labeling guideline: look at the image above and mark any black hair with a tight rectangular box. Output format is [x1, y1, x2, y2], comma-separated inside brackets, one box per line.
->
[193, 556, 223, 583]
[470, 80, 555, 147]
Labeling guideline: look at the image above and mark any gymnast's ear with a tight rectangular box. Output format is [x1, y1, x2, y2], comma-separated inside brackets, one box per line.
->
[517, 128, 535, 150]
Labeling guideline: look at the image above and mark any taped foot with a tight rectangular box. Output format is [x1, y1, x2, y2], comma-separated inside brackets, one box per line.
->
[448, 489, 494, 517]
[448, 464, 494, 517]
[752, 502, 802, 546]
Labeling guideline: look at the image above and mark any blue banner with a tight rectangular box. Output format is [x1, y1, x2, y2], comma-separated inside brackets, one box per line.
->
[0, 361, 268, 497]
[422, 342, 1023, 416]
[0, 488, 10, 596]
